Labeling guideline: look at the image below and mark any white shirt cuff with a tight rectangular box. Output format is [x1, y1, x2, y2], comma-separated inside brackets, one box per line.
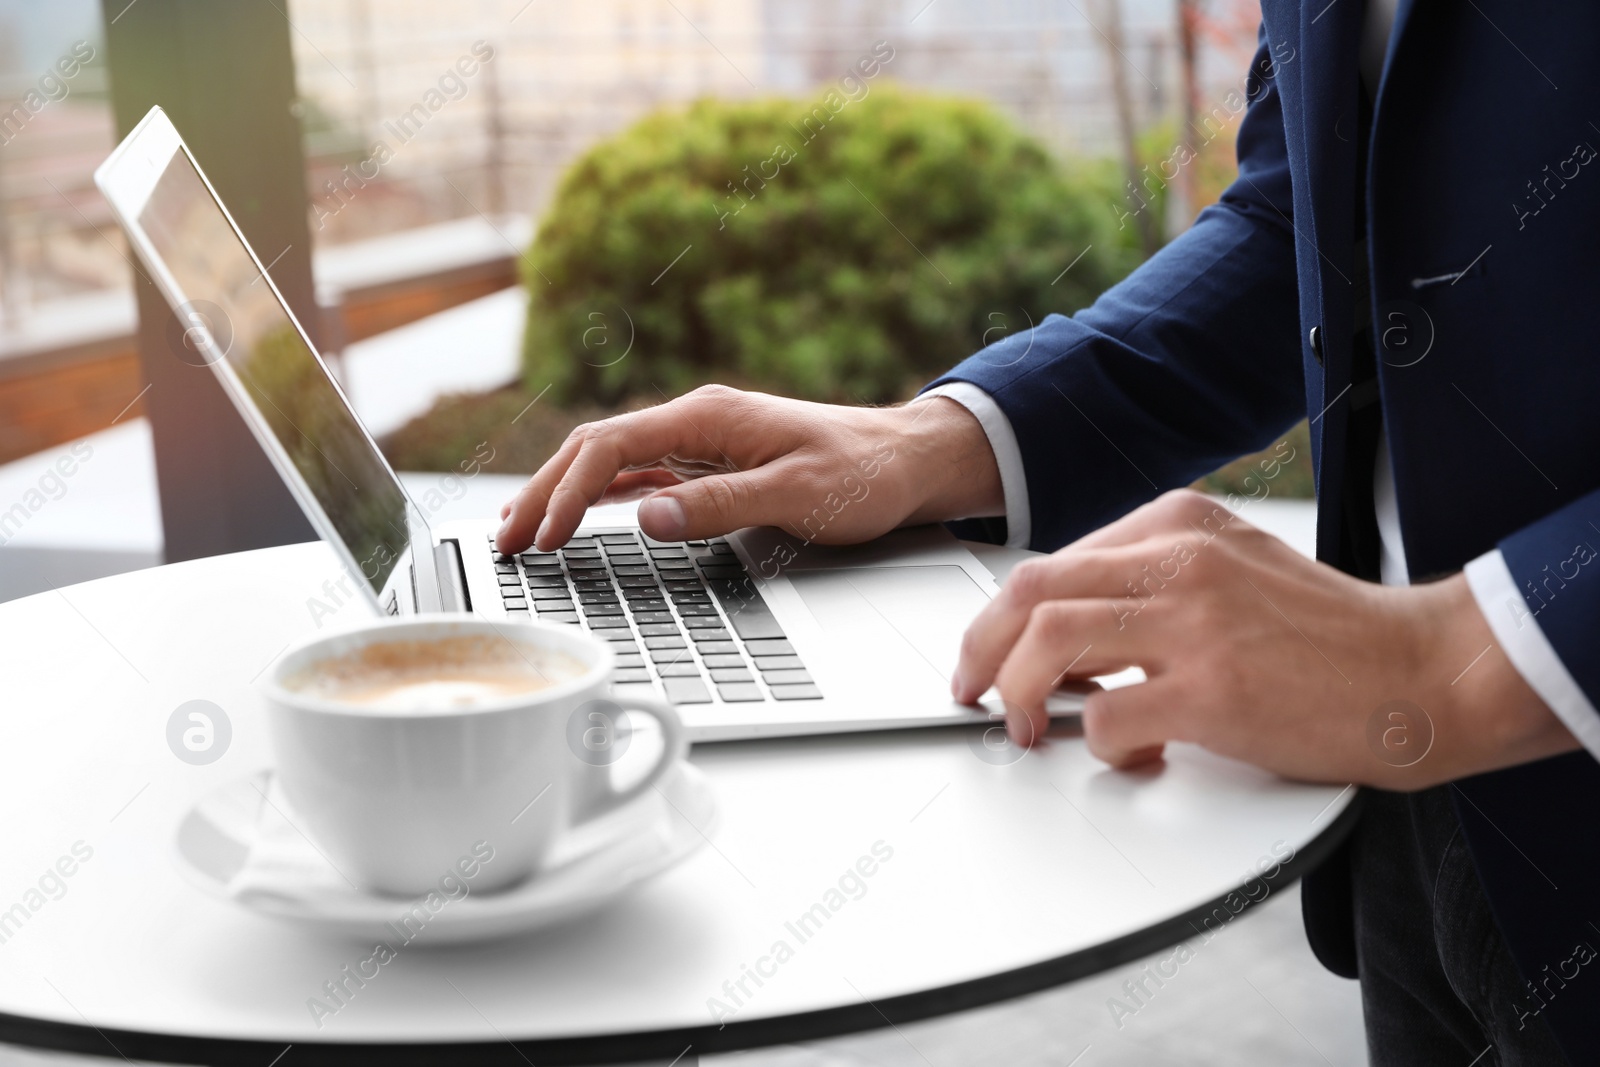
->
[916, 382, 1031, 550]
[1464, 548, 1600, 764]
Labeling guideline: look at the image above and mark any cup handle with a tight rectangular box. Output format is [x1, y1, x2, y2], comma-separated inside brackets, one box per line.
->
[573, 694, 687, 826]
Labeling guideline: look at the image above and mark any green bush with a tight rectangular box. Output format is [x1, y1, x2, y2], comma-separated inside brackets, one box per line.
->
[519, 85, 1146, 405]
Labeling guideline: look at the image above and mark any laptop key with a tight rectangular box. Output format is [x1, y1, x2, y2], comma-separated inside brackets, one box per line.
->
[636, 623, 681, 638]
[611, 682, 658, 702]
[745, 639, 796, 657]
[544, 612, 582, 626]
[615, 654, 646, 669]
[618, 575, 659, 588]
[696, 640, 739, 655]
[626, 600, 669, 615]
[707, 580, 786, 640]
[613, 667, 652, 684]
[612, 564, 653, 577]
[572, 578, 612, 591]
[658, 662, 701, 678]
[753, 655, 803, 670]
[702, 653, 746, 669]
[586, 615, 631, 629]
[530, 586, 575, 600]
[497, 573, 523, 587]
[716, 682, 765, 703]
[645, 636, 687, 651]
[494, 562, 518, 574]
[677, 603, 721, 616]
[598, 533, 640, 544]
[710, 542, 737, 556]
[698, 564, 747, 581]
[606, 638, 640, 652]
[683, 615, 726, 629]
[528, 575, 570, 589]
[770, 684, 823, 701]
[505, 607, 530, 617]
[523, 566, 564, 579]
[501, 597, 528, 610]
[709, 667, 753, 684]
[632, 611, 675, 625]
[761, 668, 813, 686]
[688, 628, 732, 643]
[582, 603, 625, 617]
[662, 677, 712, 704]
[578, 591, 620, 604]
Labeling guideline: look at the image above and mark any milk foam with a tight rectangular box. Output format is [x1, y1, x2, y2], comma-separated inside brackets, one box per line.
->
[286, 635, 588, 712]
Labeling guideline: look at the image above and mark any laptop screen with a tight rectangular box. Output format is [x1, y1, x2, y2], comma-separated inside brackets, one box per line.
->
[137, 149, 410, 598]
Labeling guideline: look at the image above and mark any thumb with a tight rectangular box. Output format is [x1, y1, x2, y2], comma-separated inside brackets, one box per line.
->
[637, 470, 786, 541]
[1081, 679, 1186, 769]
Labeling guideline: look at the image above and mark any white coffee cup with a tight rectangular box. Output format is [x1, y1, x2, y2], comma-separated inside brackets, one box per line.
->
[263, 615, 685, 896]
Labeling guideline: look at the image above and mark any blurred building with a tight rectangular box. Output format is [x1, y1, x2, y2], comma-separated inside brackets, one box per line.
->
[287, 0, 1253, 246]
[0, 0, 1263, 341]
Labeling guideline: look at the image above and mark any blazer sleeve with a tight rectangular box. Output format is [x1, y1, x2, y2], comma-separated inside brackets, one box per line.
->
[922, 27, 1306, 553]
[1465, 493, 1600, 758]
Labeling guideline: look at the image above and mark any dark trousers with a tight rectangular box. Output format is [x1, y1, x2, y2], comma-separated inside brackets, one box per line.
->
[1352, 787, 1568, 1066]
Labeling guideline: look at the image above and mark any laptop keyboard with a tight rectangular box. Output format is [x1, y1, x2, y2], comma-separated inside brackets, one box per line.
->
[488, 529, 821, 706]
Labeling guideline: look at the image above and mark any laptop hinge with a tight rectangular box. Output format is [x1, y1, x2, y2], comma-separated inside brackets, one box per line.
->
[433, 539, 471, 614]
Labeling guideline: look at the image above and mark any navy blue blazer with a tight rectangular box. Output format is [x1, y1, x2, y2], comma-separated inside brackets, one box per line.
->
[927, 1, 1600, 1057]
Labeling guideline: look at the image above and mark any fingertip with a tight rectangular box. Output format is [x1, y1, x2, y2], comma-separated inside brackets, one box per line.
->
[1005, 704, 1045, 748]
[1108, 743, 1167, 769]
[638, 493, 688, 540]
[952, 653, 996, 705]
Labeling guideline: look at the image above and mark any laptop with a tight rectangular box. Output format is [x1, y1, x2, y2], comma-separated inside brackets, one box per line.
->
[96, 106, 1086, 741]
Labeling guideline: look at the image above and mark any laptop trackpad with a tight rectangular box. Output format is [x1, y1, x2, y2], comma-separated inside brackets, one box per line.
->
[787, 566, 990, 691]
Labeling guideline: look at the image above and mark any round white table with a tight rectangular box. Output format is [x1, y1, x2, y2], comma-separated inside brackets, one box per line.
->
[0, 540, 1357, 1065]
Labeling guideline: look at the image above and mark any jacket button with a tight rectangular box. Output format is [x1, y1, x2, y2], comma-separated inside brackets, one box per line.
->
[1308, 325, 1324, 366]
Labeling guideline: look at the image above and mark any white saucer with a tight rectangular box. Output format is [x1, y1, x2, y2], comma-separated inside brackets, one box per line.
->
[173, 762, 715, 944]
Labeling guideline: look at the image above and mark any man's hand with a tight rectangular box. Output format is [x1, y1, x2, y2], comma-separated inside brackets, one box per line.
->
[495, 385, 1002, 554]
[954, 489, 1579, 789]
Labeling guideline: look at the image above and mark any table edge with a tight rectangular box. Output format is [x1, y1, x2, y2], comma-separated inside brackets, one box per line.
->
[0, 792, 1363, 1066]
